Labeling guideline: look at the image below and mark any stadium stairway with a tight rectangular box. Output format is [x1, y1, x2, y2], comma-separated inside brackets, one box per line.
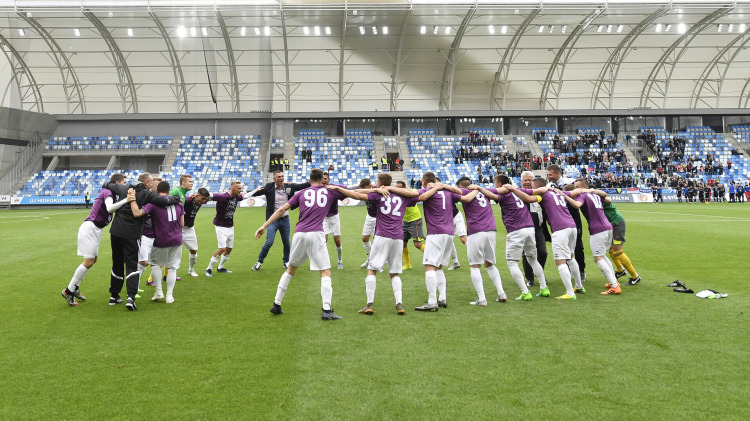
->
[526, 136, 544, 157]
[725, 134, 750, 159]
[283, 139, 296, 175]
[398, 136, 413, 170]
[621, 145, 639, 167]
[374, 135, 386, 160]
[389, 170, 408, 185]
[160, 138, 181, 172]
[258, 137, 269, 174]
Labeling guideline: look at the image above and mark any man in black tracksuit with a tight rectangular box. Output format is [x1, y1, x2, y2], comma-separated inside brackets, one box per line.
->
[105, 172, 180, 310]
[250, 171, 310, 271]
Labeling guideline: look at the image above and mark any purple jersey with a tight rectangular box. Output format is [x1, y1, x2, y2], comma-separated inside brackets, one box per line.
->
[325, 184, 345, 217]
[364, 194, 378, 217]
[491, 188, 533, 233]
[212, 192, 244, 228]
[538, 190, 576, 233]
[368, 192, 418, 239]
[287, 185, 345, 233]
[577, 192, 613, 235]
[460, 188, 496, 235]
[183, 196, 203, 228]
[142, 214, 155, 239]
[84, 189, 115, 228]
[142, 202, 185, 248]
[419, 188, 461, 236]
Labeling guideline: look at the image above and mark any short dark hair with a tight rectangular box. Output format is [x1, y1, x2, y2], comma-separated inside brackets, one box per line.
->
[496, 174, 510, 186]
[422, 172, 436, 184]
[575, 178, 590, 187]
[457, 177, 471, 188]
[273, 171, 284, 177]
[310, 168, 324, 182]
[547, 164, 562, 174]
[138, 172, 152, 183]
[110, 173, 126, 183]
[359, 178, 372, 189]
[197, 187, 210, 197]
[533, 178, 547, 187]
[563, 183, 575, 191]
[157, 181, 171, 193]
[395, 181, 406, 188]
[377, 173, 392, 186]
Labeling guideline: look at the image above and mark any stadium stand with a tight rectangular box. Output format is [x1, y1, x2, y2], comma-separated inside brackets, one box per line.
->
[290, 130, 373, 186]
[46, 136, 172, 151]
[731, 125, 750, 143]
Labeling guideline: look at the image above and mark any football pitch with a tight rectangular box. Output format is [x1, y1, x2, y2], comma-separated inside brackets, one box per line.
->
[1, 203, 748, 420]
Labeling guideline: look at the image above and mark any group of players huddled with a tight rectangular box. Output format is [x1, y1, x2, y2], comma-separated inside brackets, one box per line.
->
[62, 164, 641, 319]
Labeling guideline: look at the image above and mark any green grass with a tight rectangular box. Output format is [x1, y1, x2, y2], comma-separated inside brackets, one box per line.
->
[1, 203, 749, 420]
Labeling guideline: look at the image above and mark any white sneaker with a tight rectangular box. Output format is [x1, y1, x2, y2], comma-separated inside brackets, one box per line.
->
[337, 262, 343, 269]
[497, 293, 507, 302]
[360, 260, 369, 268]
[152, 292, 164, 301]
[469, 299, 488, 307]
[447, 263, 461, 271]
[252, 262, 262, 271]
[166, 294, 174, 304]
[188, 270, 199, 277]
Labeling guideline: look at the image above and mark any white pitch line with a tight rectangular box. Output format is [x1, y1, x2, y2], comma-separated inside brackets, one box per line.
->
[625, 209, 750, 221]
[0, 217, 50, 223]
[626, 219, 750, 222]
[0, 212, 78, 219]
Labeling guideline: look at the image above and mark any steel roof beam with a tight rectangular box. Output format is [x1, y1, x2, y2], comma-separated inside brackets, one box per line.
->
[18, 10, 84, 114]
[149, 11, 188, 113]
[0, 32, 43, 113]
[691, 30, 750, 108]
[490, 9, 540, 110]
[339, 10, 347, 112]
[83, 10, 138, 113]
[216, 11, 240, 112]
[390, 9, 411, 112]
[640, 6, 732, 109]
[439, 7, 476, 111]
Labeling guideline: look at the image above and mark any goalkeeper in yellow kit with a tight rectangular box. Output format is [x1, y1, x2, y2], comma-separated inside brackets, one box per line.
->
[395, 181, 426, 270]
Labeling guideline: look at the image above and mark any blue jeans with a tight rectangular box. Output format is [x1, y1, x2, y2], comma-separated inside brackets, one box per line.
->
[257, 216, 290, 264]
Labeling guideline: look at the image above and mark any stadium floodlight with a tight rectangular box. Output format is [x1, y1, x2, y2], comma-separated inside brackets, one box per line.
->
[741, 24, 747, 33]
[549, 25, 554, 33]
[562, 25, 567, 33]
[538, 25, 545, 33]
[18, 29, 25, 36]
[201, 27, 208, 36]
[607, 25, 613, 33]
[729, 24, 735, 32]
[617, 25, 624, 33]
[74, 28, 81, 37]
[325, 26, 331, 35]
[420, 25, 426, 34]
[255, 27, 261, 35]
[434, 26, 439, 34]
[359, 26, 365, 35]
[383, 26, 388, 35]
[177, 26, 187, 37]
[501, 25, 508, 34]
[597, 25, 603, 32]
[717, 24, 723, 32]
[190, 27, 197, 36]
[240, 27, 246, 36]
[665, 24, 672, 32]
[677, 23, 686, 34]
[314, 26, 320, 36]
[655, 23, 662, 32]
[372, 26, 378, 35]
[303, 26, 309, 35]
[488, 25, 495, 34]
[264, 26, 270, 36]
[127, 28, 133, 36]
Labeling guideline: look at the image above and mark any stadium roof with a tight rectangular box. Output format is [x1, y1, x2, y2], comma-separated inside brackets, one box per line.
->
[2, 0, 750, 114]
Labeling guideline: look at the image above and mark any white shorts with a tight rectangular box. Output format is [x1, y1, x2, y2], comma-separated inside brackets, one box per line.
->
[368, 236, 403, 274]
[551, 227, 577, 261]
[215, 225, 235, 249]
[138, 236, 155, 263]
[505, 227, 538, 262]
[453, 212, 467, 238]
[323, 214, 341, 236]
[77, 221, 103, 260]
[589, 230, 613, 257]
[149, 246, 182, 270]
[182, 226, 198, 251]
[362, 214, 376, 237]
[422, 234, 454, 268]
[466, 231, 497, 265]
[289, 231, 330, 271]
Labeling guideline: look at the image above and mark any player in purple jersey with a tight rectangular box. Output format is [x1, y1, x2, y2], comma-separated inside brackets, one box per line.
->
[565, 178, 621, 295]
[322, 172, 344, 269]
[61, 173, 129, 307]
[205, 181, 245, 277]
[327, 173, 422, 315]
[132, 181, 185, 304]
[455, 177, 508, 306]
[255, 169, 346, 320]
[414, 172, 477, 312]
[447, 178, 469, 271]
[358, 178, 378, 269]
[182, 188, 211, 277]
[528, 178, 581, 300]
[480, 175, 549, 301]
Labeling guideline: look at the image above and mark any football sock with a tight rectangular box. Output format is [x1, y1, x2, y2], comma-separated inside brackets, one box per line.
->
[436, 269, 447, 301]
[525, 255, 548, 289]
[470, 267, 486, 302]
[403, 247, 411, 267]
[557, 263, 575, 296]
[506, 261, 529, 294]
[567, 259, 583, 289]
[450, 243, 459, 264]
[391, 276, 403, 304]
[69, 264, 89, 291]
[189, 254, 197, 272]
[597, 259, 618, 288]
[166, 269, 176, 296]
[485, 265, 505, 297]
[418, 243, 425, 252]
[320, 276, 332, 311]
[218, 254, 229, 270]
[425, 271, 438, 305]
[363, 241, 371, 256]
[609, 248, 625, 272]
[336, 246, 342, 263]
[615, 251, 639, 278]
[365, 275, 376, 304]
[207, 255, 219, 271]
[151, 265, 163, 294]
[274, 272, 292, 305]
